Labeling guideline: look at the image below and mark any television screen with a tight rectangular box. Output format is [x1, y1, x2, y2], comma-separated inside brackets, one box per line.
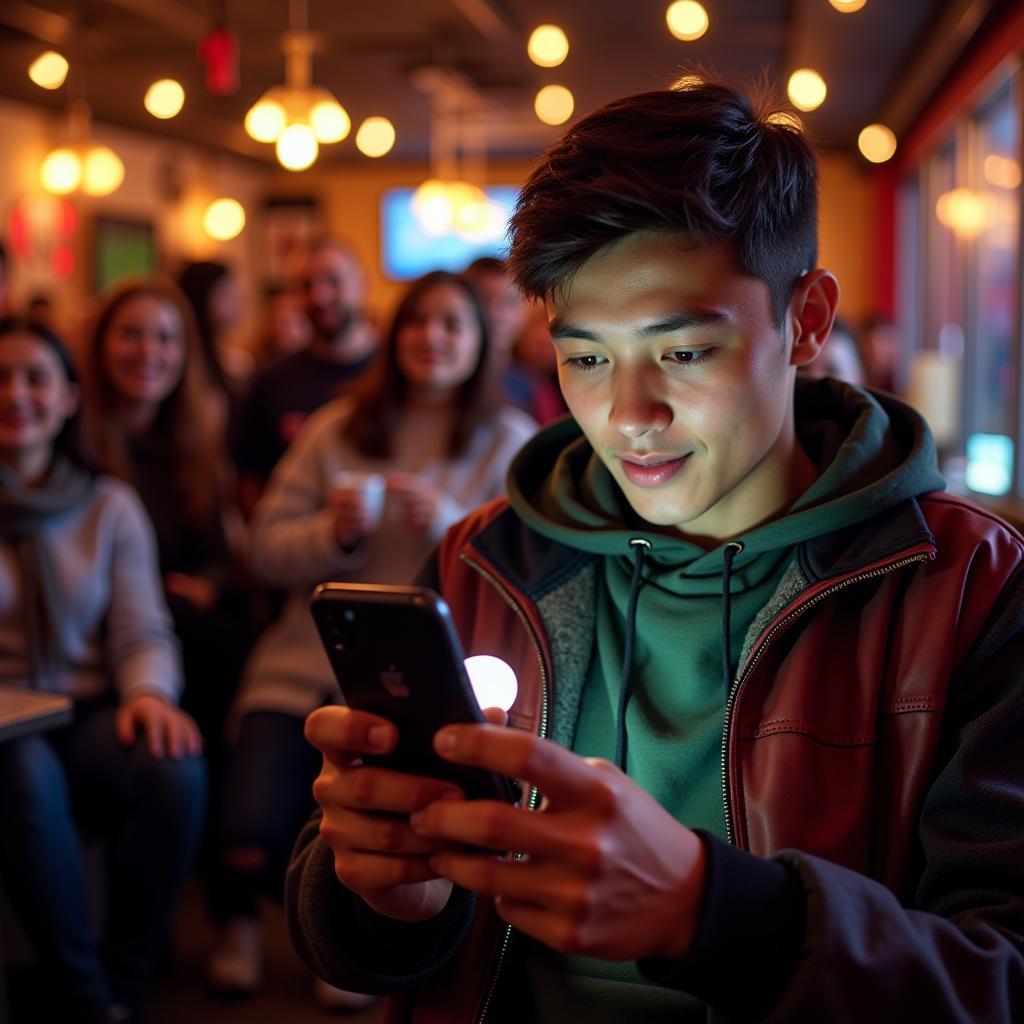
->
[380, 185, 519, 280]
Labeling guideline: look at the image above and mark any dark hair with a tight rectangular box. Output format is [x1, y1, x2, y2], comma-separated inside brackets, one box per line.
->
[464, 256, 507, 278]
[84, 276, 220, 527]
[0, 315, 95, 471]
[344, 271, 497, 459]
[177, 260, 232, 394]
[508, 79, 819, 325]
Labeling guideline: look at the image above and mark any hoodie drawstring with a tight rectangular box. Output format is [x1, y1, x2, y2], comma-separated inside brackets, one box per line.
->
[721, 541, 744, 693]
[614, 538, 650, 771]
[613, 537, 745, 774]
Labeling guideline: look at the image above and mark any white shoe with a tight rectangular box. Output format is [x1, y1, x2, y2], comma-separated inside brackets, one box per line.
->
[312, 975, 377, 1011]
[207, 916, 264, 994]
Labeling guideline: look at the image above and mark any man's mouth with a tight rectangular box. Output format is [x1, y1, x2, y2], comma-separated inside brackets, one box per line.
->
[618, 452, 691, 487]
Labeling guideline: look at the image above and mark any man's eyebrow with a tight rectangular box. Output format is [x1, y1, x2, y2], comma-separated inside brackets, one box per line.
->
[550, 310, 726, 341]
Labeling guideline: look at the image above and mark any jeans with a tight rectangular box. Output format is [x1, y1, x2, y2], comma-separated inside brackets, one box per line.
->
[214, 710, 322, 921]
[0, 697, 206, 1020]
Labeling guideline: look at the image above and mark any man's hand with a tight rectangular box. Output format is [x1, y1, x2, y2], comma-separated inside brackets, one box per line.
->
[304, 705, 468, 922]
[410, 724, 707, 962]
[115, 693, 203, 760]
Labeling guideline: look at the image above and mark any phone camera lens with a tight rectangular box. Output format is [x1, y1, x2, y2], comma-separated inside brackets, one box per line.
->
[343, 610, 356, 622]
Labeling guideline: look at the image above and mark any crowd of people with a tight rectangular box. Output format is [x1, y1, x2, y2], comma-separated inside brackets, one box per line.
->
[0, 240, 555, 1023]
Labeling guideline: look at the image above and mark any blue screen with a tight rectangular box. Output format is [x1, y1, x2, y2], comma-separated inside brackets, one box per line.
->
[380, 185, 519, 280]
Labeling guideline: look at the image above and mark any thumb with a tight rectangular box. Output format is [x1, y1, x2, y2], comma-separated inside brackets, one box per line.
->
[481, 706, 508, 727]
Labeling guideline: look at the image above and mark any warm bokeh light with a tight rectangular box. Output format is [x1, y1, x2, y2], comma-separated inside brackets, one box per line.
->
[203, 198, 246, 240]
[666, 1, 709, 42]
[310, 99, 351, 143]
[412, 179, 456, 236]
[765, 110, 804, 131]
[40, 148, 82, 194]
[984, 154, 1022, 190]
[245, 97, 287, 143]
[527, 24, 569, 68]
[935, 188, 990, 237]
[787, 68, 827, 112]
[828, 0, 868, 11]
[858, 123, 897, 163]
[355, 116, 396, 158]
[144, 79, 185, 119]
[81, 146, 125, 196]
[28, 51, 69, 90]
[276, 123, 318, 170]
[534, 84, 574, 125]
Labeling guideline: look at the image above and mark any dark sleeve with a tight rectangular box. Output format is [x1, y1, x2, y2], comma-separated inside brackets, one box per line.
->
[647, 566, 1024, 1022]
[286, 808, 476, 993]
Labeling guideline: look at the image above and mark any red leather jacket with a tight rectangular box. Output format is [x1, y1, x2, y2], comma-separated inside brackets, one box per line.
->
[289, 489, 1024, 1022]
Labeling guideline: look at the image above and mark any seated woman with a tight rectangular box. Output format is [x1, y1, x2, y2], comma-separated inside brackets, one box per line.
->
[208, 270, 536, 1008]
[81, 277, 252, 771]
[0, 316, 205, 1024]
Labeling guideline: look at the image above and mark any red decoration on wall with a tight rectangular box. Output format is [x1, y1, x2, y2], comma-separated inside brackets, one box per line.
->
[199, 27, 239, 95]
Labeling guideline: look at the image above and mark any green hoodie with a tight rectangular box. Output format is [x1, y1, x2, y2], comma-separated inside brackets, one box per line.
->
[504, 378, 945, 1021]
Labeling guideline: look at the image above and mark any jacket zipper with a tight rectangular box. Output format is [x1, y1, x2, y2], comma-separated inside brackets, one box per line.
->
[460, 553, 551, 1024]
[720, 551, 933, 846]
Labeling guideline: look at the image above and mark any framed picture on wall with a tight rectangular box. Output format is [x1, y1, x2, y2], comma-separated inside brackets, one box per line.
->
[261, 196, 325, 288]
[92, 216, 158, 293]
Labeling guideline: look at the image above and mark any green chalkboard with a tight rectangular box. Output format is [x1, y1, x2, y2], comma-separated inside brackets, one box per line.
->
[93, 217, 156, 291]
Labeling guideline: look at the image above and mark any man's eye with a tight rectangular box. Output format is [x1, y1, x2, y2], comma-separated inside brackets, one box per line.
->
[665, 349, 711, 366]
[564, 355, 605, 371]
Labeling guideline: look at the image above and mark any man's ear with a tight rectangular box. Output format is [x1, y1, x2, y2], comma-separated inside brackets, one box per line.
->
[787, 269, 840, 368]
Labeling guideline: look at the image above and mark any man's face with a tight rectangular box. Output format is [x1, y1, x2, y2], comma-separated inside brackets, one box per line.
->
[472, 270, 528, 355]
[301, 246, 365, 342]
[548, 232, 804, 542]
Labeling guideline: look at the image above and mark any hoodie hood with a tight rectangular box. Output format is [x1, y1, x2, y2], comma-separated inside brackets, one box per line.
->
[508, 377, 946, 570]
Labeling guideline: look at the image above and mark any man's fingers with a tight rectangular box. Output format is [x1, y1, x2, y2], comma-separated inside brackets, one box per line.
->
[331, 849, 440, 893]
[315, 764, 463, 816]
[434, 725, 617, 808]
[304, 706, 397, 763]
[320, 806, 453, 857]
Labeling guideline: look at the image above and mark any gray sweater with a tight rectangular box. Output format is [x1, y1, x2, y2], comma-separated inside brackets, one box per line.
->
[235, 398, 538, 719]
[0, 475, 183, 703]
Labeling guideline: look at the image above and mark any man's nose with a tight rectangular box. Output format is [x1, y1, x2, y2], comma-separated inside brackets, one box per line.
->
[609, 370, 672, 438]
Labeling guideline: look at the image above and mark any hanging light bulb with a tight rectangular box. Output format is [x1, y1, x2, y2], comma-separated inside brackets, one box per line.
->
[310, 97, 351, 143]
[28, 51, 69, 90]
[144, 79, 186, 119]
[534, 85, 574, 125]
[527, 25, 569, 68]
[355, 116, 396, 158]
[828, 0, 868, 11]
[81, 146, 125, 196]
[666, 1, 709, 41]
[857, 124, 897, 163]
[245, 94, 288, 142]
[787, 69, 827, 112]
[276, 122, 319, 170]
[203, 198, 247, 240]
[40, 148, 82, 194]
[412, 179, 456, 236]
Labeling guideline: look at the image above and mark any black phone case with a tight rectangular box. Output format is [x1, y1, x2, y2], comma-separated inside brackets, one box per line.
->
[310, 582, 518, 802]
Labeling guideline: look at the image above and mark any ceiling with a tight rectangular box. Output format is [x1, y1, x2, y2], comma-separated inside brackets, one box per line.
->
[0, 0, 1006, 168]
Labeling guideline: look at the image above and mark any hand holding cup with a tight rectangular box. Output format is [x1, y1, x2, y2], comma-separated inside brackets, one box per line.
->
[330, 471, 386, 549]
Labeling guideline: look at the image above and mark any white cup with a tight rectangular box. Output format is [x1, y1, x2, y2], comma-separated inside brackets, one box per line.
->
[333, 470, 386, 527]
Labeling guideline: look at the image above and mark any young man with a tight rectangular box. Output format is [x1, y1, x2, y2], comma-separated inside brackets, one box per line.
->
[287, 82, 1024, 1021]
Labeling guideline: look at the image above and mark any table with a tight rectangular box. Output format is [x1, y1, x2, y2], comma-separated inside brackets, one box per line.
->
[0, 686, 73, 1023]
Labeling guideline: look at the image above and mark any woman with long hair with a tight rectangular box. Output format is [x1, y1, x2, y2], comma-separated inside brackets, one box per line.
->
[81, 277, 252, 818]
[0, 316, 204, 1023]
[208, 270, 536, 1008]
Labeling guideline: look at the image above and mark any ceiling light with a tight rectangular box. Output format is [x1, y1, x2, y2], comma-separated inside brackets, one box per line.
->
[355, 116, 396, 158]
[983, 155, 1022, 191]
[310, 97, 351, 143]
[40, 148, 82, 195]
[527, 25, 569, 68]
[787, 69, 827, 112]
[81, 146, 125, 196]
[666, 1, 709, 42]
[935, 188, 990, 237]
[144, 79, 186, 119]
[276, 123, 318, 171]
[28, 51, 69, 90]
[857, 124, 897, 163]
[203, 198, 246, 240]
[245, 95, 287, 143]
[534, 85, 574, 126]
[828, 0, 868, 11]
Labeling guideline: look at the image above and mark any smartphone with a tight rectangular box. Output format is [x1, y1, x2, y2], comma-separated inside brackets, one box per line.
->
[310, 582, 519, 803]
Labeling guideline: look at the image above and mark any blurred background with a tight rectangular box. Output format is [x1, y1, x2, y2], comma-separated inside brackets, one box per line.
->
[0, 0, 1020, 502]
